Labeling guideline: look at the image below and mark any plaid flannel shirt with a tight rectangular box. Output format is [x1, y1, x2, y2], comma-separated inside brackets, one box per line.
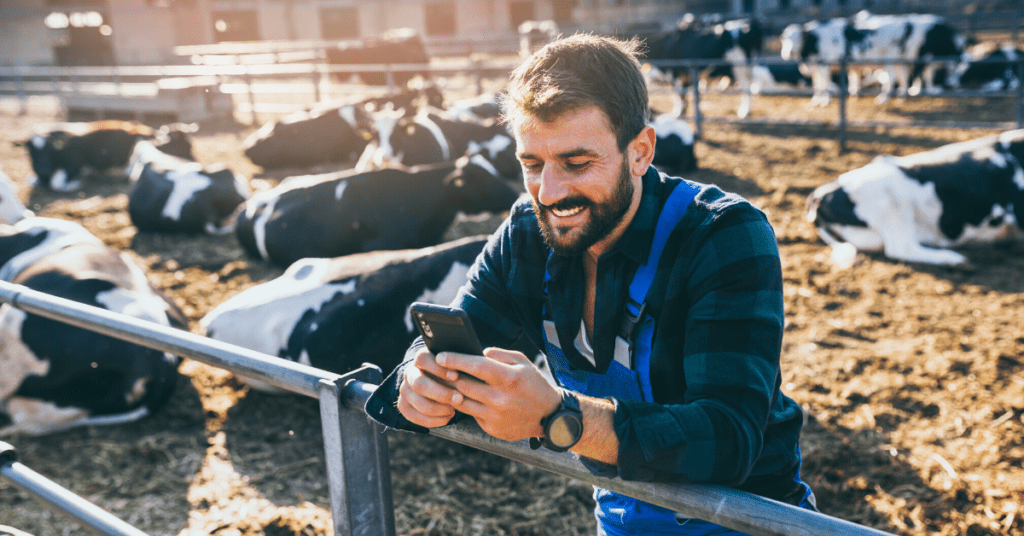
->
[365, 166, 808, 505]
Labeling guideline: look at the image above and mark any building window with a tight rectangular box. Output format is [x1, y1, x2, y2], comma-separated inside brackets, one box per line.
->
[552, 0, 574, 23]
[321, 7, 359, 39]
[425, 2, 456, 36]
[212, 10, 259, 42]
[509, 0, 535, 29]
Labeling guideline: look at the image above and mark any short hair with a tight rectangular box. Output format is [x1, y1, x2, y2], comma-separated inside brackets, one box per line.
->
[501, 33, 650, 152]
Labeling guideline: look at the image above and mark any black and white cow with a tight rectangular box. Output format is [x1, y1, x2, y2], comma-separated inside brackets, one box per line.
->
[806, 130, 1024, 267]
[201, 236, 490, 391]
[643, 17, 764, 118]
[650, 113, 697, 174]
[127, 140, 251, 234]
[242, 102, 374, 170]
[781, 12, 965, 106]
[0, 215, 186, 436]
[357, 107, 520, 179]
[19, 121, 195, 191]
[235, 154, 521, 267]
[0, 169, 34, 225]
[951, 43, 1022, 92]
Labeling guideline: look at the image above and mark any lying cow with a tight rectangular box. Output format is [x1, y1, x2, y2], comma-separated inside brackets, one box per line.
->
[242, 102, 374, 170]
[357, 107, 520, 179]
[0, 168, 34, 224]
[18, 121, 195, 191]
[650, 113, 697, 174]
[951, 42, 1022, 92]
[201, 236, 491, 392]
[127, 140, 251, 234]
[0, 214, 186, 435]
[235, 154, 521, 267]
[806, 129, 1024, 267]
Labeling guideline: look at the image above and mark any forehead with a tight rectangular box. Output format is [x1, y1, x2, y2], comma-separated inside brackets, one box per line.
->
[513, 106, 618, 156]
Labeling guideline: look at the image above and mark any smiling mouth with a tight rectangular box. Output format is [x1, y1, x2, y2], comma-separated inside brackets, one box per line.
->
[551, 205, 585, 218]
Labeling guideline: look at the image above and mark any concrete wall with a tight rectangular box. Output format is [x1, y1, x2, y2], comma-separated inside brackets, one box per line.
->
[0, 0, 56, 65]
[107, 0, 178, 64]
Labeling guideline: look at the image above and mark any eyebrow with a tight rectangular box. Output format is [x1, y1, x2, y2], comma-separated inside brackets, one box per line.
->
[517, 147, 600, 161]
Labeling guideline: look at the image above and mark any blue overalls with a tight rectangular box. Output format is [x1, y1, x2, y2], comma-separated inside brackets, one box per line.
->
[540, 181, 812, 535]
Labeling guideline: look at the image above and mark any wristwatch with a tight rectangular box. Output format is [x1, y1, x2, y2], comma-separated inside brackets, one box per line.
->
[530, 390, 583, 453]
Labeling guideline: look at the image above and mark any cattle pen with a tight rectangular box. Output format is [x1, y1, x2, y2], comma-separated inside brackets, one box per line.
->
[1, 51, 1022, 152]
[0, 280, 895, 536]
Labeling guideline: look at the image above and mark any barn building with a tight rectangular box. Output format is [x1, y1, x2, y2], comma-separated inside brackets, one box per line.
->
[0, 0, 1014, 66]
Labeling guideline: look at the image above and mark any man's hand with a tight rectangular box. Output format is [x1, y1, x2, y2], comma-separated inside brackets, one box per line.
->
[396, 347, 465, 428]
[436, 347, 562, 442]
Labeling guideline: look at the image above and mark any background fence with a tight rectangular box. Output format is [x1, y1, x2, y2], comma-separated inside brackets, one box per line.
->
[0, 280, 898, 536]
[2, 51, 1021, 152]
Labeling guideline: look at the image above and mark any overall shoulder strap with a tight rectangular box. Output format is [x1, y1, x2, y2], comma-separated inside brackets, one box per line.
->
[621, 180, 700, 340]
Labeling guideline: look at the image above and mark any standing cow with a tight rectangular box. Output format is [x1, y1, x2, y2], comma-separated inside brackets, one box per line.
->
[18, 121, 195, 191]
[325, 27, 431, 87]
[235, 154, 521, 267]
[807, 130, 1024, 267]
[0, 214, 186, 435]
[643, 17, 764, 118]
[127, 140, 251, 234]
[201, 236, 492, 392]
[781, 12, 965, 106]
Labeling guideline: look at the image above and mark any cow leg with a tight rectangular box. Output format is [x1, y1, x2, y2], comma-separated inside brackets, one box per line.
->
[811, 65, 832, 107]
[867, 197, 969, 265]
[732, 64, 754, 118]
[0, 397, 89, 436]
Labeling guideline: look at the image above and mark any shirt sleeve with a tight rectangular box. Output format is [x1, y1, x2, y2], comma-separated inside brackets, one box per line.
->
[609, 203, 785, 486]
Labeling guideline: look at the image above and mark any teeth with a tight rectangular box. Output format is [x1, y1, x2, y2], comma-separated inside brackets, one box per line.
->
[552, 206, 584, 218]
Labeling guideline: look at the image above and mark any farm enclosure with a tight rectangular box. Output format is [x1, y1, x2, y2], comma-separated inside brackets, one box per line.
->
[0, 89, 1022, 536]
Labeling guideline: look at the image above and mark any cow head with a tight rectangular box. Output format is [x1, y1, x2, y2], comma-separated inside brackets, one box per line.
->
[21, 132, 67, 188]
[0, 169, 33, 224]
[780, 24, 806, 61]
[444, 155, 521, 214]
[466, 132, 520, 180]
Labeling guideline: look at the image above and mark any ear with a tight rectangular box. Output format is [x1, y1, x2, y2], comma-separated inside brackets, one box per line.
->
[627, 125, 657, 177]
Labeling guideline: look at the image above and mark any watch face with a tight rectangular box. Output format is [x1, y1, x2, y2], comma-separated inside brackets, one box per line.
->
[548, 412, 583, 448]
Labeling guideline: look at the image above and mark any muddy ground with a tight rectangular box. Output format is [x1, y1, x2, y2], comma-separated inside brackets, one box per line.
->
[0, 88, 1021, 536]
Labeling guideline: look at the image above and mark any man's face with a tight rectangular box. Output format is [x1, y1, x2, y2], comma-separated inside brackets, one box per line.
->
[514, 106, 641, 257]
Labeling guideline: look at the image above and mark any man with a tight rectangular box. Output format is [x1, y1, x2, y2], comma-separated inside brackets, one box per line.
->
[365, 33, 816, 535]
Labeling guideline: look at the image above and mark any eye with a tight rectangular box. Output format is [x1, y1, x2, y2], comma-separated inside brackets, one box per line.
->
[565, 160, 590, 171]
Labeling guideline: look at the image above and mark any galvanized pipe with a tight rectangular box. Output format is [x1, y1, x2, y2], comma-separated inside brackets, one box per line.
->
[341, 385, 895, 536]
[0, 281, 894, 536]
[1, 442, 151, 536]
[0, 281, 337, 399]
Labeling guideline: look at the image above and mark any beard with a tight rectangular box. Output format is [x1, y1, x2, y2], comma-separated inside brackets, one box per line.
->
[532, 156, 635, 256]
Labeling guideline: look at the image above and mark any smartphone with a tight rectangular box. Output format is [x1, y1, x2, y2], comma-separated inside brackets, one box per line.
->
[409, 302, 484, 356]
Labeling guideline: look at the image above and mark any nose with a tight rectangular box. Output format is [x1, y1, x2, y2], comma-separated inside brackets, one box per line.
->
[533, 164, 568, 207]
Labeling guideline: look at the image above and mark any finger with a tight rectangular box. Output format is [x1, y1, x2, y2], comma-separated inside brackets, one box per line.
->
[413, 348, 456, 381]
[406, 363, 460, 402]
[398, 376, 455, 427]
[435, 351, 505, 384]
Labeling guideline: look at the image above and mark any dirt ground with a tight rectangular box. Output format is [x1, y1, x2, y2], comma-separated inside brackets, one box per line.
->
[0, 88, 1021, 536]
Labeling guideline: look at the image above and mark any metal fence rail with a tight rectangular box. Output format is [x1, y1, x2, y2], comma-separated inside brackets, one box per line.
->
[0, 280, 896, 536]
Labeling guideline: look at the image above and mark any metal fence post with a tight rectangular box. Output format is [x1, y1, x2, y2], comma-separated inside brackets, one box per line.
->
[244, 67, 258, 126]
[15, 70, 27, 116]
[690, 66, 703, 139]
[1017, 56, 1023, 129]
[311, 64, 322, 104]
[385, 65, 395, 93]
[319, 365, 396, 536]
[838, 57, 848, 152]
